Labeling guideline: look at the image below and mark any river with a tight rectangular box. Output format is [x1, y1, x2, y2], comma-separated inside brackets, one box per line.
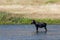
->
[0, 25, 60, 40]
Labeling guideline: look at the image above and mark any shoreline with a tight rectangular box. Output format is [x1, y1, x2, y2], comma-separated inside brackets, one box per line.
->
[0, 18, 60, 24]
[0, 12, 60, 25]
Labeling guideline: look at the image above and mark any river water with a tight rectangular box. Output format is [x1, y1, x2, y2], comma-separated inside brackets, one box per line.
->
[0, 25, 60, 40]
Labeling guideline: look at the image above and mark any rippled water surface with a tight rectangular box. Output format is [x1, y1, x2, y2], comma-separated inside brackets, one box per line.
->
[0, 25, 60, 40]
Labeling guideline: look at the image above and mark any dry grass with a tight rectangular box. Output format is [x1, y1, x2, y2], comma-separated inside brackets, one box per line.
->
[0, 4, 60, 19]
[24, 13, 60, 19]
[0, 0, 60, 5]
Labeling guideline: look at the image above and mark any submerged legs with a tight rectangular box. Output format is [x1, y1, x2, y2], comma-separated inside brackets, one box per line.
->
[36, 27, 38, 32]
[44, 27, 47, 32]
[36, 26, 47, 32]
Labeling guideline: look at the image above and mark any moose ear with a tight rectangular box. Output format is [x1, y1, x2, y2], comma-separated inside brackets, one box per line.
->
[31, 19, 35, 21]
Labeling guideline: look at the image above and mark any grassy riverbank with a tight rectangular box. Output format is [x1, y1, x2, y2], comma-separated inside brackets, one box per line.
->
[0, 17, 60, 24]
[0, 12, 60, 24]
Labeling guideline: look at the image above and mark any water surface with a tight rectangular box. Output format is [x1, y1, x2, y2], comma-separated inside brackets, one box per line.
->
[0, 25, 60, 40]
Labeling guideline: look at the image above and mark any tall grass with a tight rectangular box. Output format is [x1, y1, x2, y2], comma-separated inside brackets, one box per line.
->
[35, 18, 60, 24]
[0, 11, 60, 24]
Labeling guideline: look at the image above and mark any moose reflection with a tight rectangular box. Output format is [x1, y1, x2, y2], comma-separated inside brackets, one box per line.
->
[31, 20, 47, 32]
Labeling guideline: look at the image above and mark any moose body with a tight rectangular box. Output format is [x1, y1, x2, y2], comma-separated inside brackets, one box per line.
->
[31, 20, 47, 32]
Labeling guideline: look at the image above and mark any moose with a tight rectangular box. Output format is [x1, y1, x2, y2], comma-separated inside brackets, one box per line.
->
[31, 20, 47, 32]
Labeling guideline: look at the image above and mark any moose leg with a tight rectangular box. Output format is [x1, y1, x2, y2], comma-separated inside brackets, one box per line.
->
[44, 27, 47, 32]
[36, 27, 38, 32]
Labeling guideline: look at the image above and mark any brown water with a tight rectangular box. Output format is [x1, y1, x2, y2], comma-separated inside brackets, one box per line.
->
[0, 25, 60, 40]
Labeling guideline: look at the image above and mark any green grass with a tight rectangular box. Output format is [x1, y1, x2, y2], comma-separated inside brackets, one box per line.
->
[46, 0, 60, 4]
[35, 18, 60, 24]
[0, 11, 60, 24]
[0, 16, 60, 24]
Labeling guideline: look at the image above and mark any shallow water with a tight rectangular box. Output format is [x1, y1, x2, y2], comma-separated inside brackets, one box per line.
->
[0, 25, 60, 40]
